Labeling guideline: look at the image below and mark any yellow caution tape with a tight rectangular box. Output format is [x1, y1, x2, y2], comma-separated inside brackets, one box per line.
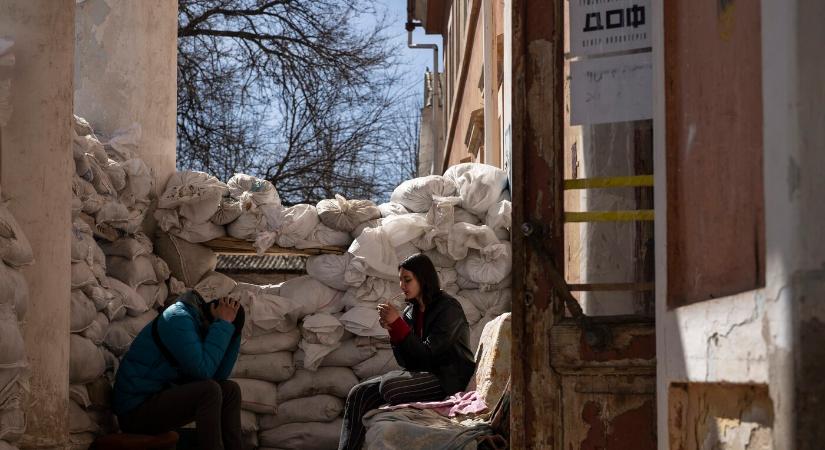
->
[563, 175, 654, 190]
[564, 210, 654, 222]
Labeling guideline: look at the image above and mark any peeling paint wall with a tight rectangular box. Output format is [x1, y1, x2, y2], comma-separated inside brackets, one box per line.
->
[74, 0, 177, 207]
[653, 0, 825, 448]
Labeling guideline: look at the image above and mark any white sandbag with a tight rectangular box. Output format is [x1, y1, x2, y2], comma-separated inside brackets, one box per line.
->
[306, 254, 351, 291]
[256, 204, 319, 251]
[278, 276, 345, 318]
[381, 213, 430, 247]
[69, 334, 106, 384]
[231, 352, 295, 383]
[149, 254, 171, 281]
[70, 289, 97, 333]
[75, 176, 103, 215]
[454, 206, 482, 225]
[101, 294, 127, 322]
[69, 384, 91, 409]
[69, 400, 99, 434]
[80, 312, 109, 345]
[446, 223, 501, 260]
[81, 284, 112, 311]
[0, 263, 27, 320]
[354, 277, 402, 304]
[260, 395, 344, 430]
[458, 289, 512, 317]
[0, 408, 25, 443]
[455, 243, 512, 285]
[98, 233, 153, 259]
[227, 174, 281, 212]
[298, 340, 340, 371]
[294, 337, 376, 368]
[119, 158, 154, 208]
[71, 262, 97, 289]
[0, 305, 25, 372]
[259, 419, 342, 450]
[486, 200, 511, 240]
[174, 218, 226, 243]
[82, 154, 116, 196]
[456, 272, 512, 292]
[455, 294, 482, 325]
[422, 248, 456, 268]
[230, 284, 300, 334]
[106, 255, 157, 287]
[103, 123, 140, 162]
[210, 195, 243, 225]
[302, 313, 345, 346]
[227, 211, 267, 241]
[437, 267, 460, 295]
[194, 271, 237, 301]
[158, 171, 228, 223]
[233, 377, 278, 414]
[241, 329, 300, 355]
[70, 219, 97, 265]
[104, 158, 127, 192]
[394, 242, 420, 265]
[443, 163, 509, 216]
[103, 309, 157, 356]
[154, 232, 217, 287]
[351, 218, 382, 239]
[168, 276, 187, 297]
[347, 228, 397, 281]
[299, 223, 352, 249]
[240, 410, 258, 434]
[107, 277, 149, 316]
[378, 202, 408, 218]
[339, 307, 385, 337]
[353, 349, 401, 380]
[136, 282, 167, 310]
[317, 195, 381, 233]
[95, 201, 131, 228]
[390, 175, 458, 213]
[277, 367, 359, 402]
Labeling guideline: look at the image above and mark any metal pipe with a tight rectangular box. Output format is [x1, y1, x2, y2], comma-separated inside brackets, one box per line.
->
[406, 0, 441, 174]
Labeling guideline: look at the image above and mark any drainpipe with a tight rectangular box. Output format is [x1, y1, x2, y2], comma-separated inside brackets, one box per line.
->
[406, 0, 441, 175]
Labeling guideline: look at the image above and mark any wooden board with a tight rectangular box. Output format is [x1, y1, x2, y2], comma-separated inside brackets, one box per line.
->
[203, 236, 345, 256]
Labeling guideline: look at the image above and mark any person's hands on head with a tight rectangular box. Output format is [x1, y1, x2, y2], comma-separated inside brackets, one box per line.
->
[377, 302, 400, 329]
[210, 297, 240, 323]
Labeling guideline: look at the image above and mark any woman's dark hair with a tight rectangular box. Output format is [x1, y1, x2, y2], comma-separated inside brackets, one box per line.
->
[398, 253, 441, 304]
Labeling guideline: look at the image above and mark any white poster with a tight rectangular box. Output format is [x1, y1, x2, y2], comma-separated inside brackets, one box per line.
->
[570, 0, 651, 57]
[570, 52, 652, 125]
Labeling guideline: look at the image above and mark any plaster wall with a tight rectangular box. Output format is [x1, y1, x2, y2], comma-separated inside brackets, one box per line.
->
[654, 0, 825, 448]
[74, 0, 177, 204]
[0, 1, 75, 447]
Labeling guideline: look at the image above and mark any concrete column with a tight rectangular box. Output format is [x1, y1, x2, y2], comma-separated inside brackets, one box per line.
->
[0, 1, 75, 447]
[74, 0, 178, 206]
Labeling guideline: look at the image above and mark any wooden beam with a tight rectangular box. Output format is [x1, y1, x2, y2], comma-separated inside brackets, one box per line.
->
[203, 236, 345, 256]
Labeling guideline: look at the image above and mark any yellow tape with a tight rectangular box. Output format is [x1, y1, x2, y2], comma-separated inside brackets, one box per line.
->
[565, 210, 654, 222]
[563, 175, 654, 190]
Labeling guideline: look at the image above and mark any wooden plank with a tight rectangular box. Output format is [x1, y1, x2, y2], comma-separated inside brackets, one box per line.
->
[569, 282, 654, 292]
[563, 175, 654, 190]
[203, 236, 345, 256]
[565, 210, 654, 222]
[550, 321, 656, 374]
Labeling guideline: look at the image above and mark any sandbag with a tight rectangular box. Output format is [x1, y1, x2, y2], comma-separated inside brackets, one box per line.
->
[437, 267, 460, 295]
[381, 213, 430, 247]
[227, 174, 281, 212]
[354, 277, 402, 304]
[230, 284, 300, 334]
[69, 384, 91, 409]
[70, 262, 97, 289]
[454, 206, 482, 225]
[390, 175, 457, 213]
[0, 408, 25, 442]
[317, 194, 381, 233]
[446, 223, 501, 260]
[260, 395, 344, 430]
[486, 199, 511, 240]
[107, 277, 149, 316]
[302, 313, 344, 346]
[241, 329, 300, 355]
[422, 248, 455, 268]
[81, 284, 113, 311]
[104, 158, 127, 192]
[299, 223, 352, 249]
[378, 202, 408, 218]
[98, 233, 153, 259]
[233, 378, 278, 414]
[80, 312, 109, 345]
[353, 349, 401, 380]
[443, 163, 509, 216]
[298, 340, 340, 371]
[458, 289, 512, 317]
[174, 218, 226, 243]
[255, 204, 319, 251]
[278, 276, 344, 318]
[455, 294, 482, 325]
[210, 195, 243, 225]
[69, 334, 106, 384]
[103, 309, 158, 356]
[154, 232, 217, 287]
[240, 410, 258, 434]
[69, 400, 99, 434]
[277, 367, 358, 402]
[136, 282, 168, 311]
[231, 352, 295, 383]
[294, 337, 376, 368]
[306, 254, 351, 291]
[106, 254, 157, 287]
[259, 419, 343, 449]
[351, 218, 382, 239]
[456, 272, 512, 292]
[158, 171, 228, 223]
[347, 228, 398, 281]
[0, 305, 25, 372]
[0, 203, 33, 268]
[70, 290, 97, 333]
[227, 211, 268, 241]
[194, 271, 237, 301]
[0, 263, 28, 320]
[119, 158, 154, 208]
[339, 307, 385, 338]
[455, 243, 512, 286]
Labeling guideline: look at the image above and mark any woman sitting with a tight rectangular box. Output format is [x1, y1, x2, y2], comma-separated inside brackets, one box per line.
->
[338, 253, 476, 450]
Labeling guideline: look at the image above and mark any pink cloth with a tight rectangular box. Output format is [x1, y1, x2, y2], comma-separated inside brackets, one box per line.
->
[379, 391, 487, 417]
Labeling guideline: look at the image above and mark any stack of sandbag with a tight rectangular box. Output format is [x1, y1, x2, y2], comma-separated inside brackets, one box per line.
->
[154, 171, 229, 243]
[0, 191, 33, 449]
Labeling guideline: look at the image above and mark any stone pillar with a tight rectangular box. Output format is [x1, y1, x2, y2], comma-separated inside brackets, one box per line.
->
[74, 0, 178, 208]
[0, 1, 75, 447]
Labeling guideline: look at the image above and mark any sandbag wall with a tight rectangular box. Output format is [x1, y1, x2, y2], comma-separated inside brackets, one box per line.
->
[155, 164, 513, 450]
[69, 116, 182, 449]
[0, 191, 34, 449]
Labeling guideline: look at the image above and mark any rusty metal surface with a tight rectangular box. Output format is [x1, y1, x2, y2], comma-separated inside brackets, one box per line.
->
[550, 322, 655, 374]
[664, 0, 765, 307]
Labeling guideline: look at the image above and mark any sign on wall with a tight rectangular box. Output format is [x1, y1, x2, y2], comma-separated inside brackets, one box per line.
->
[570, 52, 652, 125]
[569, 0, 651, 57]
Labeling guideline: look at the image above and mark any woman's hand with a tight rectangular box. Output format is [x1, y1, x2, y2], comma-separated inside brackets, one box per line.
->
[377, 302, 400, 329]
[211, 297, 240, 323]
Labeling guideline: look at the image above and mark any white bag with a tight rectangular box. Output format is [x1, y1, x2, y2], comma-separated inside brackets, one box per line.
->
[339, 307, 385, 337]
[106, 255, 157, 287]
[107, 277, 149, 316]
[278, 276, 345, 318]
[351, 218, 382, 239]
[422, 248, 455, 268]
[455, 294, 482, 325]
[194, 271, 237, 301]
[227, 174, 281, 211]
[277, 367, 358, 402]
[260, 395, 344, 430]
[119, 158, 154, 208]
[210, 195, 243, 225]
[80, 312, 109, 345]
[353, 349, 401, 380]
[354, 277, 402, 304]
[232, 352, 295, 383]
[306, 254, 351, 291]
[378, 202, 409, 218]
[443, 163, 509, 216]
[230, 284, 300, 334]
[317, 194, 381, 233]
[437, 267, 460, 295]
[241, 329, 300, 355]
[259, 419, 342, 450]
[0, 263, 28, 320]
[458, 289, 512, 317]
[154, 233, 217, 287]
[486, 200, 512, 241]
[294, 337, 376, 368]
[69, 334, 106, 384]
[158, 171, 228, 223]
[136, 282, 168, 311]
[347, 228, 398, 281]
[302, 313, 345, 346]
[227, 211, 267, 241]
[299, 223, 352, 249]
[70, 289, 97, 333]
[381, 213, 430, 247]
[233, 377, 278, 414]
[240, 410, 258, 434]
[446, 223, 501, 260]
[99, 233, 153, 259]
[71, 262, 97, 289]
[390, 175, 458, 213]
[103, 309, 157, 356]
[455, 243, 512, 286]
[259, 204, 319, 250]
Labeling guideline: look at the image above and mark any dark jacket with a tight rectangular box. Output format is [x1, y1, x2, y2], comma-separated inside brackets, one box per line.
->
[392, 291, 476, 395]
[112, 291, 240, 416]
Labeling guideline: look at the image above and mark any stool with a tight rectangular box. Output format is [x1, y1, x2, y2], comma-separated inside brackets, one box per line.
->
[91, 430, 179, 450]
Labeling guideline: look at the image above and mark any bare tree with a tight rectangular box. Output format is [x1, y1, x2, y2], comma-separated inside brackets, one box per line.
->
[177, 0, 419, 204]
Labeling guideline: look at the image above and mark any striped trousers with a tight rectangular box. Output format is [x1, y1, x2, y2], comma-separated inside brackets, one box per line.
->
[338, 370, 446, 450]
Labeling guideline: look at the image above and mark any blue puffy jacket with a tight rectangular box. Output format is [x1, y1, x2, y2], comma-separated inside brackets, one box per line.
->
[112, 291, 241, 416]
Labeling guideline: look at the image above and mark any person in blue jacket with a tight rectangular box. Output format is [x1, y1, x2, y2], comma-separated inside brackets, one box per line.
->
[113, 289, 244, 450]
